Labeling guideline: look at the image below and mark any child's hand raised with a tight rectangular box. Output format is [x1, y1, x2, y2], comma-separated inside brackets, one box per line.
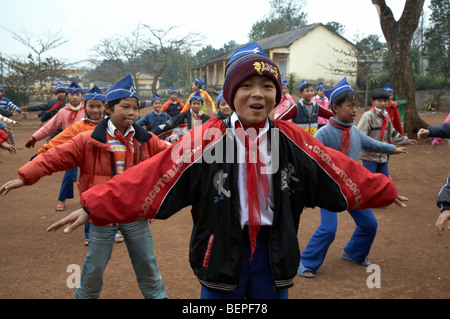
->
[47, 208, 90, 234]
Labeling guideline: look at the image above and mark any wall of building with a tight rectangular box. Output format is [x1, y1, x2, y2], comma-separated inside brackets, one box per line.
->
[288, 25, 358, 86]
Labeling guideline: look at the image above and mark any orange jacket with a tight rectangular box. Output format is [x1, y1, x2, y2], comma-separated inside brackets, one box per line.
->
[37, 119, 97, 154]
[181, 90, 216, 114]
[19, 118, 169, 206]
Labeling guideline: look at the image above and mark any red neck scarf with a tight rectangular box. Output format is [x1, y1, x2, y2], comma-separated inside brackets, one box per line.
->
[329, 120, 352, 154]
[235, 120, 270, 261]
[375, 108, 388, 141]
[371, 106, 388, 141]
[114, 130, 134, 171]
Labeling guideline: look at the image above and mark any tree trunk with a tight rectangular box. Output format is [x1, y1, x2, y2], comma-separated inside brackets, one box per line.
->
[372, 0, 428, 136]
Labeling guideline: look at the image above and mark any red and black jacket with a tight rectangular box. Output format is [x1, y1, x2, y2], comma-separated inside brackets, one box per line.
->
[82, 117, 398, 292]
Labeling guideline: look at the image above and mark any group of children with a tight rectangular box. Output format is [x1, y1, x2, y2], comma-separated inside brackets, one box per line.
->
[0, 41, 447, 300]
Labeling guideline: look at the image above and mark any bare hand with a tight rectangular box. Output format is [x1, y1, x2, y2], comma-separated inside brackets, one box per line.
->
[0, 179, 24, 195]
[436, 210, 450, 236]
[417, 128, 429, 139]
[47, 208, 90, 234]
[395, 146, 409, 154]
[0, 142, 16, 155]
[393, 195, 409, 208]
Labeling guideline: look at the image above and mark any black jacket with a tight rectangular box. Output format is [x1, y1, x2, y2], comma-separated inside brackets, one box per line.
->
[82, 117, 398, 292]
[151, 110, 210, 138]
[427, 122, 450, 212]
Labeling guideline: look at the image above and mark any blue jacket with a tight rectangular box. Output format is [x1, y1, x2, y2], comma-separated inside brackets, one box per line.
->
[136, 111, 171, 133]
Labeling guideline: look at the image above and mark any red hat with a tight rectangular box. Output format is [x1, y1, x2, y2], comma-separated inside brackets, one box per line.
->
[223, 42, 282, 110]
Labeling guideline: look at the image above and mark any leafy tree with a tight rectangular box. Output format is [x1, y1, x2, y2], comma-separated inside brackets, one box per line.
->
[424, 0, 450, 80]
[195, 40, 239, 65]
[325, 22, 345, 36]
[372, 0, 428, 135]
[248, 0, 308, 41]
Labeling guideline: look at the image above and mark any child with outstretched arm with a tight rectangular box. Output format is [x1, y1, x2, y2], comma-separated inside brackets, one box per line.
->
[1, 75, 169, 299]
[297, 77, 409, 278]
[46, 43, 406, 299]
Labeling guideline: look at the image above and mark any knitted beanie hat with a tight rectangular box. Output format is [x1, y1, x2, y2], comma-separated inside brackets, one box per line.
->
[223, 42, 282, 110]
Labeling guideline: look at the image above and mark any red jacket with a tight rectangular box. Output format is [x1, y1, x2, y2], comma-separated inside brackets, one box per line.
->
[79, 117, 398, 291]
[0, 130, 9, 143]
[19, 118, 169, 206]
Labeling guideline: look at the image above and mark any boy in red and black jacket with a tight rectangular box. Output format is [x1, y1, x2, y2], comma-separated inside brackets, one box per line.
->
[47, 43, 406, 299]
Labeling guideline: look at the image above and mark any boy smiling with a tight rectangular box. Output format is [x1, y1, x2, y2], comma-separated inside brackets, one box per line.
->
[47, 44, 405, 299]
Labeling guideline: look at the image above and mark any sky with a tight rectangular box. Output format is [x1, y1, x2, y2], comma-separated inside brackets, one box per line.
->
[0, 0, 432, 68]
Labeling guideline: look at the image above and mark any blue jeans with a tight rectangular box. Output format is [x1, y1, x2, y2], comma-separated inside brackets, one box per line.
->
[300, 208, 377, 273]
[74, 220, 167, 299]
[362, 160, 389, 177]
[58, 167, 77, 202]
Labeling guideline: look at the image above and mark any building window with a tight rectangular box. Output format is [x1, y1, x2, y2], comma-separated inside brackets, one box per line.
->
[278, 59, 287, 80]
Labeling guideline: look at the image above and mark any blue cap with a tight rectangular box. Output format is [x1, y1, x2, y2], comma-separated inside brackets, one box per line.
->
[54, 81, 66, 93]
[83, 85, 105, 102]
[194, 77, 204, 86]
[383, 83, 394, 94]
[324, 77, 354, 105]
[0, 86, 3, 92]
[317, 81, 326, 90]
[170, 87, 177, 94]
[190, 91, 204, 102]
[66, 81, 83, 94]
[223, 41, 281, 110]
[216, 91, 224, 104]
[151, 93, 162, 105]
[225, 42, 267, 74]
[282, 80, 289, 87]
[105, 74, 138, 103]
[299, 79, 310, 91]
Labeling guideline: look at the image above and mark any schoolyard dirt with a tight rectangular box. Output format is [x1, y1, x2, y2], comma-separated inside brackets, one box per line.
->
[0, 108, 449, 300]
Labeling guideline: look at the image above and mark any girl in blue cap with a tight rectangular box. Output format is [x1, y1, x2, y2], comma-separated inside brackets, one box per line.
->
[181, 77, 217, 116]
[25, 82, 86, 212]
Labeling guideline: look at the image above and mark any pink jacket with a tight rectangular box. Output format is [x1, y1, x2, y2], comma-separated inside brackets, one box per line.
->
[274, 94, 295, 120]
[312, 95, 331, 125]
[433, 113, 450, 148]
[32, 104, 85, 141]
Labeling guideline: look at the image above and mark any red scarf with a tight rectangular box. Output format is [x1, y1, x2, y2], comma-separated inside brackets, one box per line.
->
[46, 101, 64, 113]
[235, 120, 270, 261]
[376, 109, 388, 141]
[114, 130, 134, 171]
[329, 120, 352, 154]
[370, 106, 388, 141]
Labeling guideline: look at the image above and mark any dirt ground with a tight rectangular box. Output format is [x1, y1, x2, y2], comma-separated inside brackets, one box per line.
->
[0, 107, 449, 300]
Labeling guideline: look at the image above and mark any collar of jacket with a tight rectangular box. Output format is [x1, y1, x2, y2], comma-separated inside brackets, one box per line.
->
[90, 117, 153, 145]
[222, 116, 275, 130]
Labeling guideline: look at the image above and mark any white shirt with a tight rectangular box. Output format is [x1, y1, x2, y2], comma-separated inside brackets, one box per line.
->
[106, 119, 136, 140]
[230, 112, 275, 229]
